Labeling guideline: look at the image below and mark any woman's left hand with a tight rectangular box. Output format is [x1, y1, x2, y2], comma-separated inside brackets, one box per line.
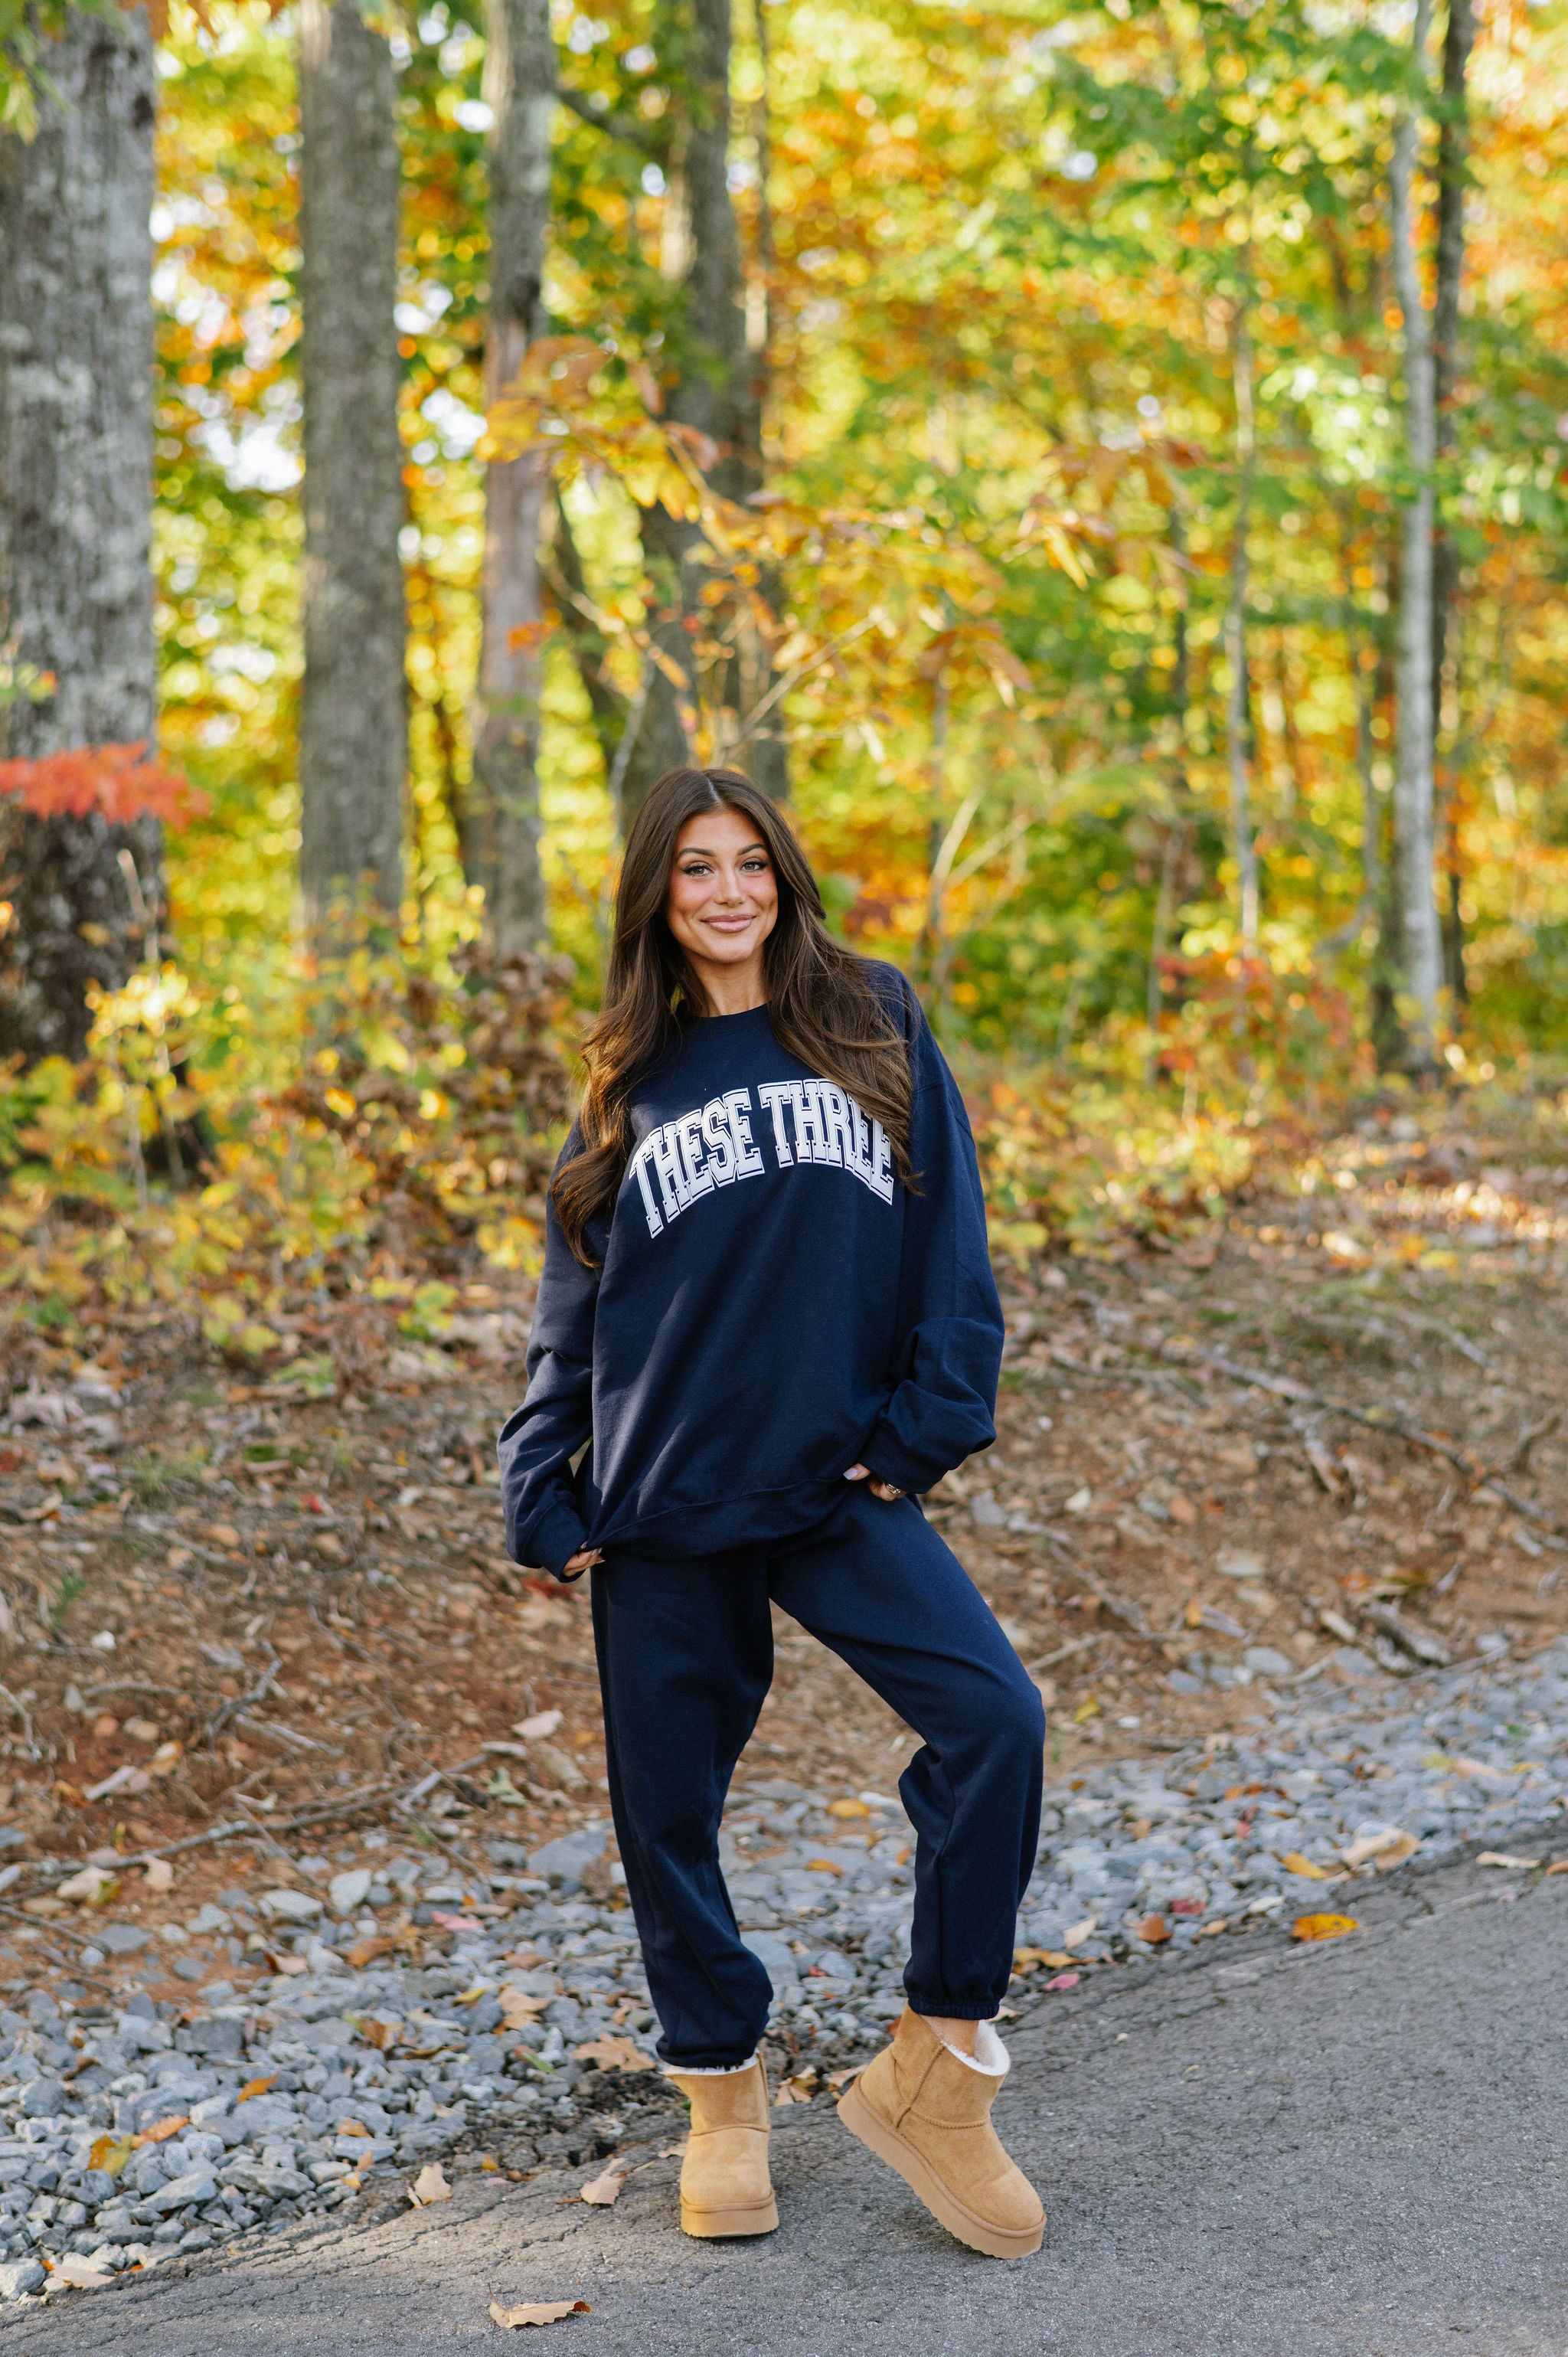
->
[844, 1463, 904, 1502]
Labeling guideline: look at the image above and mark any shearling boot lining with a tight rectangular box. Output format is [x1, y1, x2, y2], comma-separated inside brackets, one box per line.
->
[933, 2017, 1009, 2076]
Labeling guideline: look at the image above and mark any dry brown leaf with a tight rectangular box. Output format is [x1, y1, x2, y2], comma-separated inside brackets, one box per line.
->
[1341, 1827, 1412, 1869]
[407, 2162, 452, 2207]
[237, 2074, 277, 2104]
[488, 2299, 591, 2330]
[361, 2015, 402, 2051]
[1281, 1852, 1336, 1881]
[579, 2159, 632, 2205]
[571, 2035, 654, 2072]
[1135, 1914, 1171, 1945]
[348, 1931, 408, 1970]
[805, 1858, 844, 1877]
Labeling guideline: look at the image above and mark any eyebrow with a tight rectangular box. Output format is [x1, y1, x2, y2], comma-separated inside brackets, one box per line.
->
[678, 840, 769, 860]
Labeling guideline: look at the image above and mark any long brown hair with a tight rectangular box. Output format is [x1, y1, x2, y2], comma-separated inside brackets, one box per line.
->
[551, 767, 916, 1265]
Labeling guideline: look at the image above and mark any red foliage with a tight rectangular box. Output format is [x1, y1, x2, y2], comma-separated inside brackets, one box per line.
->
[0, 742, 207, 828]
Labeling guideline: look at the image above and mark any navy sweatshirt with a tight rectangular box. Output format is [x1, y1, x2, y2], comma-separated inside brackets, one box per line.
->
[498, 967, 1003, 1576]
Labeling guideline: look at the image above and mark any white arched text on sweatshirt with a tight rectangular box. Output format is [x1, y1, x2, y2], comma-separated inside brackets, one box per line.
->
[626, 1078, 894, 1237]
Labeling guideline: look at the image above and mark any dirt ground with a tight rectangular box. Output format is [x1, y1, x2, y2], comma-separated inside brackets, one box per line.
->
[0, 1089, 1565, 2002]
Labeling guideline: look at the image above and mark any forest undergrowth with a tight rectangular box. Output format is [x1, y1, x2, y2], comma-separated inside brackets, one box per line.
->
[0, 1012, 1564, 2018]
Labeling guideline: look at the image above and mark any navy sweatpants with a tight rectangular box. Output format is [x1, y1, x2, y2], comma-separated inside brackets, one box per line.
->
[590, 1486, 1045, 2071]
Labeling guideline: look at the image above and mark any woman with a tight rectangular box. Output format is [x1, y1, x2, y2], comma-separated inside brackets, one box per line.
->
[498, 767, 1047, 2261]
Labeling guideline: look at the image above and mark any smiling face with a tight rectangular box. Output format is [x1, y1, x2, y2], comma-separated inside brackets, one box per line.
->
[663, 803, 779, 1009]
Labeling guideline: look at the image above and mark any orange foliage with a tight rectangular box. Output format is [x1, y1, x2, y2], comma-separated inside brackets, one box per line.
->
[0, 742, 207, 827]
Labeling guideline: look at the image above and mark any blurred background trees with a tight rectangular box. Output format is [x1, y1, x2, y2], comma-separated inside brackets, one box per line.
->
[3, 0, 1568, 1309]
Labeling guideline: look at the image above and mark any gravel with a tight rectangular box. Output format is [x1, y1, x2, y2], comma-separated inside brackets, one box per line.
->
[0, 1638, 1563, 2303]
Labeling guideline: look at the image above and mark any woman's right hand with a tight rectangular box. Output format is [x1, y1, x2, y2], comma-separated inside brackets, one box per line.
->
[562, 1546, 603, 1577]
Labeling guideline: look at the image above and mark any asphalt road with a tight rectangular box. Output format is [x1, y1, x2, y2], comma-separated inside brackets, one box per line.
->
[8, 1843, 1566, 2356]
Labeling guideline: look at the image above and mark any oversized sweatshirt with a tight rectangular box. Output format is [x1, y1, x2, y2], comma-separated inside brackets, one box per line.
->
[498, 966, 1003, 1577]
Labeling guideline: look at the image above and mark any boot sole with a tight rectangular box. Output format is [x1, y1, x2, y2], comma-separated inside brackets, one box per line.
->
[837, 2081, 1044, 2261]
[679, 2195, 779, 2239]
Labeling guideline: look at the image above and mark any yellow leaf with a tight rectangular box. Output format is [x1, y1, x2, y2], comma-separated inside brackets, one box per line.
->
[827, 1799, 871, 1819]
[1290, 1913, 1358, 1943]
[488, 2300, 592, 2330]
[806, 1858, 844, 1876]
[87, 2133, 133, 2179]
[1281, 1852, 1335, 1881]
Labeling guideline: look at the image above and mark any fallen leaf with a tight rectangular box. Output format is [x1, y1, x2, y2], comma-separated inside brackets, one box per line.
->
[1291, 1913, 1359, 1943]
[433, 1912, 486, 1934]
[87, 2133, 133, 2177]
[1373, 1832, 1419, 1872]
[488, 2299, 591, 2330]
[825, 2065, 866, 2089]
[806, 1858, 844, 1876]
[133, 2114, 189, 2146]
[772, 2073, 816, 2107]
[498, 1989, 546, 2022]
[1044, 1970, 1080, 1991]
[1475, 1851, 1540, 1871]
[148, 1740, 183, 1777]
[580, 2159, 632, 2205]
[454, 1984, 496, 2006]
[512, 1710, 564, 1741]
[348, 1933, 400, 1970]
[361, 2016, 402, 2051]
[1546, 1860, 1568, 1876]
[571, 2035, 654, 2073]
[827, 1798, 871, 1819]
[1063, 1916, 1096, 1948]
[237, 2074, 279, 2103]
[1135, 1914, 1171, 1945]
[407, 2162, 452, 2207]
[209, 1522, 241, 1548]
[1341, 1827, 1412, 1869]
[143, 1856, 175, 1893]
[1281, 1852, 1336, 1881]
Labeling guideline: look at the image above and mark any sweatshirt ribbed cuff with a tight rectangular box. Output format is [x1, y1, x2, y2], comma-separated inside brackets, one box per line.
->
[855, 1429, 952, 1500]
[516, 1500, 591, 1581]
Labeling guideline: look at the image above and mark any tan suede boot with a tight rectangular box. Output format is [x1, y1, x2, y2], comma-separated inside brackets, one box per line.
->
[665, 2055, 778, 2239]
[838, 2007, 1044, 2259]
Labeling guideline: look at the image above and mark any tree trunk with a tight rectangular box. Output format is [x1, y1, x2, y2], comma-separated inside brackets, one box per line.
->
[621, 0, 783, 825]
[1224, 304, 1259, 956]
[298, 0, 407, 932]
[1389, 0, 1443, 1055]
[1432, 0, 1475, 1009]
[0, 7, 158, 1065]
[466, 0, 554, 954]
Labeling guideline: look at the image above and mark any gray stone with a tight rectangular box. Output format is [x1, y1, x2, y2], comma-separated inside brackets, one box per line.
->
[176, 2015, 244, 2061]
[18, 2079, 63, 2120]
[257, 1888, 323, 1924]
[528, 1825, 609, 1882]
[98, 1924, 152, 1956]
[0, 2257, 44, 2299]
[328, 1869, 371, 1915]
[117, 2012, 172, 2051]
[145, 2168, 217, 2215]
